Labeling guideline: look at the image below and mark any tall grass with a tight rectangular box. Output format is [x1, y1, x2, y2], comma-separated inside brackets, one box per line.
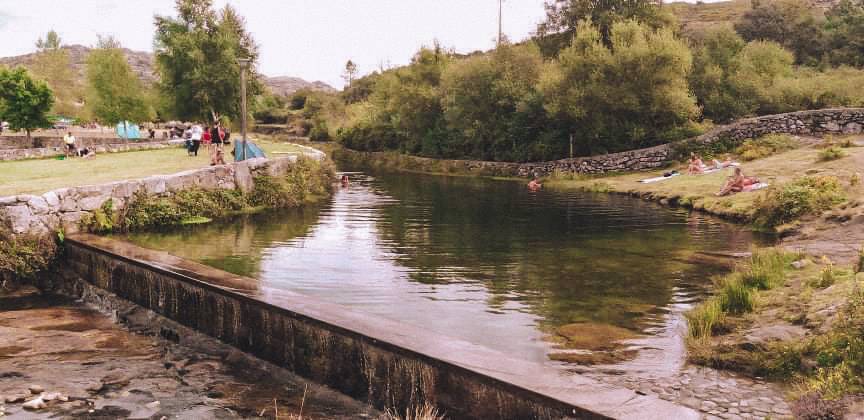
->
[719, 275, 754, 314]
[385, 402, 445, 420]
[740, 247, 796, 290]
[686, 297, 726, 340]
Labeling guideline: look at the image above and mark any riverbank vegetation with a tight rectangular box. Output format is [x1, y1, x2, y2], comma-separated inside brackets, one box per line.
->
[685, 247, 864, 416]
[248, 0, 864, 165]
[80, 157, 334, 233]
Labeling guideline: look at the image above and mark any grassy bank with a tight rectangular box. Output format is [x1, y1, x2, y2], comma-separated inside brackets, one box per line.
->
[545, 135, 864, 228]
[0, 137, 309, 197]
[685, 247, 864, 416]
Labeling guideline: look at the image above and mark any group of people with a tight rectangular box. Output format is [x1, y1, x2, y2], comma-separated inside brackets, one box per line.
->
[62, 132, 96, 159]
[687, 153, 761, 196]
[182, 123, 231, 166]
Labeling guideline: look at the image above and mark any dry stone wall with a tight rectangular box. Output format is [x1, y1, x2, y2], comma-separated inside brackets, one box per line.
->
[0, 149, 325, 237]
[340, 108, 864, 178]
[0, 136, 142, 150]
[0, 140, 178, 161]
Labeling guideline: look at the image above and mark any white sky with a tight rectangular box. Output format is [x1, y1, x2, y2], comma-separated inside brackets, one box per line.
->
[0, 0, 553, 88]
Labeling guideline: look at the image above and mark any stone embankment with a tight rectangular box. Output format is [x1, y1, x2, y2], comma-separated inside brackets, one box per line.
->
[0, 140, 177, 161]
[0, 148, 325, 237]
[339, 108, 864, 177]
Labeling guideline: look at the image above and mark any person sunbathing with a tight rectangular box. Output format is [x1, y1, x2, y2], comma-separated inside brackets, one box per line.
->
[716, 167, 759, 196]
[712, 155, 735, 170]
[688, 153, 706, 175]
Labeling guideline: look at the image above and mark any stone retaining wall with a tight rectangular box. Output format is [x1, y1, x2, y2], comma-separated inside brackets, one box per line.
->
[0, 140, 178, 161]
[338, 108, 864, 177]
[0, 135, 142, 150]
[0, 148, 325, 237]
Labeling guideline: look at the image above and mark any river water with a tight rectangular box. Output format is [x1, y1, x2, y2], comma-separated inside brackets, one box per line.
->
[122, 170, 772, 375]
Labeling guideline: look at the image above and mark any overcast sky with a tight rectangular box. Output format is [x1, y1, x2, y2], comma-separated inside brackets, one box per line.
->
[0, 0, 556, 88]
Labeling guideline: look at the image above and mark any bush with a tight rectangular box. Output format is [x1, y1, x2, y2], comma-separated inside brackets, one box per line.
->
[0, 229, 59, 280]
[754, 176, 846, 227]
[792, 392, 848, 420]
[818, 146, 848, 162]
[309, 119, 331, 141]
[735, 134, 798, 161]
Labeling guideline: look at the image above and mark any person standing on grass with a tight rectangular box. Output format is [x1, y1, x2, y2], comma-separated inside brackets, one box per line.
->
[210, 123, 223, 165]
[202, 125, 212, 162]
[191, 123, 203, 157]
[63, 131, 76, 158]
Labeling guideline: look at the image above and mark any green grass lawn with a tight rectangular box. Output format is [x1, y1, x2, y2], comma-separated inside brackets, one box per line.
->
[0, 138, 311, 197]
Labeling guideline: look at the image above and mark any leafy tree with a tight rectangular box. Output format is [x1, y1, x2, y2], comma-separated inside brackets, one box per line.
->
[824, 0, 864, 67]
[441, 43, 550, 161]
[733, 40, 795, 114]
[0, 67, 55, 140]
[86, 36, 152, 137]
[734, 0, 827, 65]
[343, 59, 358, 87]
[535, 0, 674, 56]
[35, 30, 62, 50]
[30, 30, 81, 118]
[154, 0, 262, 123]
[540, 20, 698, 155]
[689, 26, 751, 122]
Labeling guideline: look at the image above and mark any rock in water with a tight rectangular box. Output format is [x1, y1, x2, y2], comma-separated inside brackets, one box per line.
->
[28, 385, 44, 394]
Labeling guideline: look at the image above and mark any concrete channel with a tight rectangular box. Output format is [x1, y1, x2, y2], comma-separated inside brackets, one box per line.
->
[60, 233, 699, 419]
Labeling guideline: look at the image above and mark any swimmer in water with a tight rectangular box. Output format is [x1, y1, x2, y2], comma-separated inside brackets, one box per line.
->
[341, 175, 350, 186]
[528, 177, 542, 191]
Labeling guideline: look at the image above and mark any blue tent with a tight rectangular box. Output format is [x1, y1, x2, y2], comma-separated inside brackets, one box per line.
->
[115, 121, 141, 139]
[234, 140, 266, 162]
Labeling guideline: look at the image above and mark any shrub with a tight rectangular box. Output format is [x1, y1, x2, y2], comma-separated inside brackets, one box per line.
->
[735, 134, 798, 161]
[754, 176, 846, 227]
[686, 297, 727, 340]
[856, 246, 864, 273]
[81, 199, 115, 233]
[0, 228, 59, 280]
[792, 392, 848, 420]
[818, 146, 848, 162]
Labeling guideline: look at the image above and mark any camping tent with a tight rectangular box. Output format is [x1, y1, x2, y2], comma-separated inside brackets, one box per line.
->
[234, 140, 266, 162]
[115, 121, 142, 139]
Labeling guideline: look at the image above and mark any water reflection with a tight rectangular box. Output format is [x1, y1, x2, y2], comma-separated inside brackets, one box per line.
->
[122, 171, 772, 367]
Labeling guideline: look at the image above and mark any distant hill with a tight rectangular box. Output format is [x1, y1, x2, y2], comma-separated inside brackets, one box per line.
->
[0, 45, 336, 96]
[265, 76, 337, 97]
[666, 0, 840, 35]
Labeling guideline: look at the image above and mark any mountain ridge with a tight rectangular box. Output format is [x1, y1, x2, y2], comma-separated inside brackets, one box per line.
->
[0, 45, 337, 96]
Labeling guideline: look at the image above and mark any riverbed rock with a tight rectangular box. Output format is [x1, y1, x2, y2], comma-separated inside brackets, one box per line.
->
[28, 385, 44, 394]
[744, 324, 807, 346]
[22, 395, 46, 410]
[791, 259, 812, 269]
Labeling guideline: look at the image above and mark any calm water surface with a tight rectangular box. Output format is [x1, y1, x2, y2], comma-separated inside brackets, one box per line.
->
[123, 170, 772, 371]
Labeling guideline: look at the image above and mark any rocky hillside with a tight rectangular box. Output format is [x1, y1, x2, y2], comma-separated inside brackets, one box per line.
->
[0, 45, 335, 95]
[666, 0, 841, 35]
[265, 76, 337, 96]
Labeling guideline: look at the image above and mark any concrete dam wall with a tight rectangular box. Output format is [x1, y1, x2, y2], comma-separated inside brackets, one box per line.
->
[59, 234, 698, 419]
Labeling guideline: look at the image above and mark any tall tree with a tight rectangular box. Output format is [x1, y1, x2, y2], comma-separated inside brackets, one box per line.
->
[343, 60, 358, 87]
[0, 67, 55, 141]
[534, 0, 673, 56]
[30, 30, 80, 118]
[86, 36, 151, 138]
[154, 0, 262, 123]
[824, 0, 864, 67]
[734, 0, 827, 65]
[539, 20, 698, 154]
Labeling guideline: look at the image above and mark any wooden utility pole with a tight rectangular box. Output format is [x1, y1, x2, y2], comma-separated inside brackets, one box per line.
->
[239, 58, 250, 161]
[498, 0, 504, 46]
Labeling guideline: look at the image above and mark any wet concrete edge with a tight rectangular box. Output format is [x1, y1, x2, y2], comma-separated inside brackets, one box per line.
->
[62, 233, 700, 420]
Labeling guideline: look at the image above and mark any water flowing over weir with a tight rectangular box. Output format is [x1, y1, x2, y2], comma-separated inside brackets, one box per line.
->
[61, 235, 697, 419]
[62, 170, 775, 418]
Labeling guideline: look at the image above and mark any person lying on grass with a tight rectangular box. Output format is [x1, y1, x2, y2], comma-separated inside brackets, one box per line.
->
[711, 154, 735, 170]
[716, 167, 760, 196]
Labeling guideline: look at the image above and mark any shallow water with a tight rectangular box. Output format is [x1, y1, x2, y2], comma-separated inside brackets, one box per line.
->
[122, 170, 773, 369]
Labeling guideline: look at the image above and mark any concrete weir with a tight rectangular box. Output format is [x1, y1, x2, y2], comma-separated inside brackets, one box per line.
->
[62, 234, 699, 419]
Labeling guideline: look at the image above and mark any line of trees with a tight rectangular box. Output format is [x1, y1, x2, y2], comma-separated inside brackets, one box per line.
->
[325, 0, 864, 162]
